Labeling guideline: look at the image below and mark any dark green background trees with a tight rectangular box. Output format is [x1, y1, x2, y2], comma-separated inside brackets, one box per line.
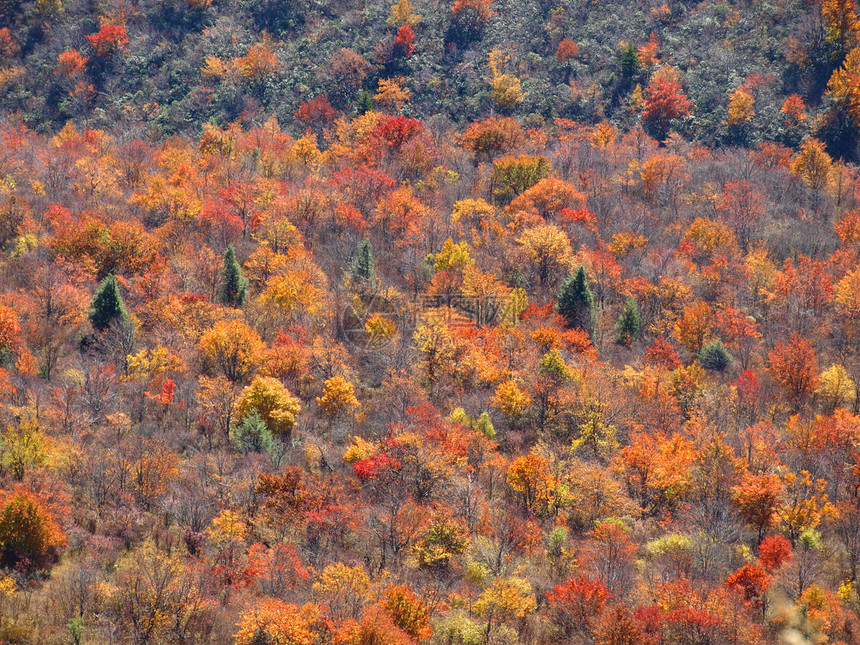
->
[0, 0, 855, 158]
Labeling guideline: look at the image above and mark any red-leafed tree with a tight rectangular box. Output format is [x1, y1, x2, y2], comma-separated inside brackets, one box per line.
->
[642, 66, 692, 140]
[392, 25, 416, 58]
[725, 563, 770, 607]
[732, 472, 782, 543]
[546, 575, 611, 636]
[757, 534, 793, 571]
[295, 95, 338, 126]
[768, 333, 819, 408]
[86, 25, 129, 58]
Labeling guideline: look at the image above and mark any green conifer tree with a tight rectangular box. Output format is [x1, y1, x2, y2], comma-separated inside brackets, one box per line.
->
[355, 90, 374, 115]
[89, 275, 129, 331]
[615, 297, 641, 347]
[217, 244, 248, 307]
[620, 44, 640, 79]
[698, 340, 733, 372]
[557, 266, 594, 334]
[350, 239, 376, 286]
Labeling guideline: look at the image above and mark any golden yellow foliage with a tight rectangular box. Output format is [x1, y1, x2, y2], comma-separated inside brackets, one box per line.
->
[727, 88, 755, 126]
[375, 78, 412, 111]
[629, 83, 645, 113]
[434, 238, 474, 273]
[492, 379, 531, 420]
[312, 562, 370, 621]
[491, 74, 525, 109]
[488, 48, 525, 109]
[816, 364, 856, 410]
[836, 268, 860, 320]
[474, 577, 537, 622]
[125, 346, 186, 381]
[517, 224, 575, 285]
[792, 138, 832, 189]
[199, 319, 264, 382]
[388, 0, 421, 25]
[236, 375, 301, 436]
[343, 435, 376, 463]
[317, 376, 360, 417]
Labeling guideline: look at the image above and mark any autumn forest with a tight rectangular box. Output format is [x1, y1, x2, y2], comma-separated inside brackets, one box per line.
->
[2, 0, 860, 643]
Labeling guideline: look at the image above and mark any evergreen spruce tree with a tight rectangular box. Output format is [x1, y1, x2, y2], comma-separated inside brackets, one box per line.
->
[615, 297, 641, 348]
[217, 244, 248, 307]
[89, 274, 129, 332]
[620, 44, 640, 79]
[355, 90, 373, 115]
[698, 340, 733, 372]
[350, 238, 376, 286]
[557, 266, 594, 333]
[230, 410, 286, 465]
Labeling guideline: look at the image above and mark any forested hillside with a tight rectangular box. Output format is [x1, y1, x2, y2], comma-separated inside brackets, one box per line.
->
[1, 0, 860, 157]
[1, 0, 860, 644]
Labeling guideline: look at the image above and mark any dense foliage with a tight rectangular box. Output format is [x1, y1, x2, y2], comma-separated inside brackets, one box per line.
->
[0, 106, 851, 643]
[1, 0, 860, 160]
[3, 0, 860, 643]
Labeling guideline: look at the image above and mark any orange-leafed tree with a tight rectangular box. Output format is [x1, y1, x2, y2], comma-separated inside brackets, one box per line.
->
[725, 563, 770, 608]
[461, 116, 525, 161]
[593, 605, 651, 645]
[556, 38, 579, 62]
[673, 301, 712, 357]
[768, 333, 819, 408]
[507, 176, 586, 223]
[732, 472, 782, 543]
[792, 138, 832, 190]
[781, 94, 808, 129]
[507, 451, 556, 516]
[383, 584, 432, 640]
[55, 49, 89, 77]
[0, 487, 66, 570]
[579, 521, 637, 595]
[351, 605, 415, 645]
[234, 599, 326, 645]
[769, 255, 833, 335]
[235, 40, 280, 84]
[0, 305, 22, 360]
